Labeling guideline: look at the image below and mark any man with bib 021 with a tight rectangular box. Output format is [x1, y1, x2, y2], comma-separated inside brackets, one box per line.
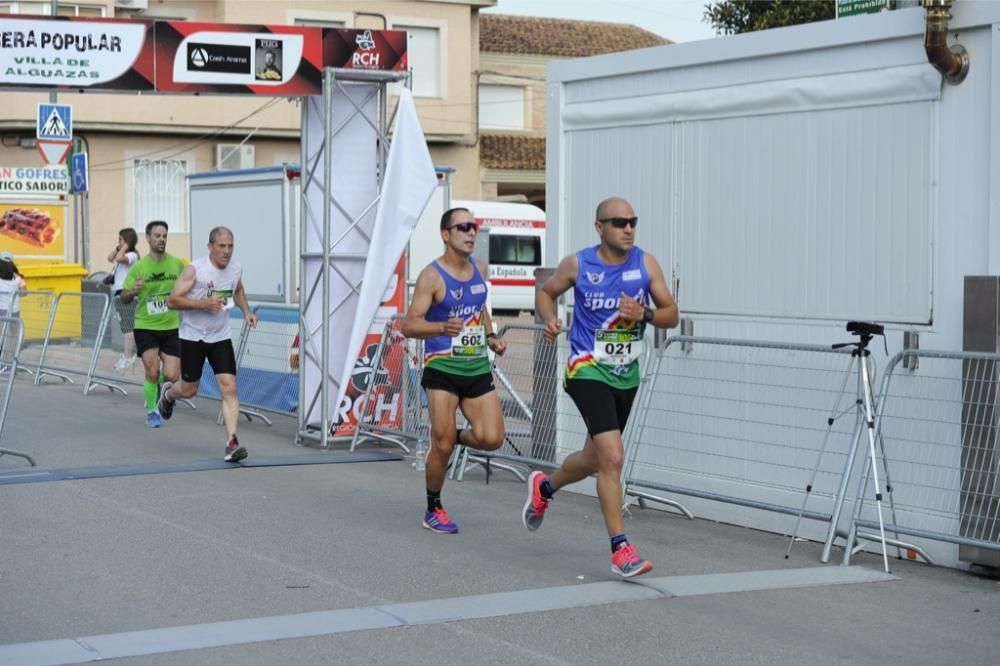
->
[403, 207, 507, 534]
[526, 196, 679, 578]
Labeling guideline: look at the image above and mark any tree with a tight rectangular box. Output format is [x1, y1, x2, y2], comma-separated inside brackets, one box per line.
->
[704, 0, 836, 35]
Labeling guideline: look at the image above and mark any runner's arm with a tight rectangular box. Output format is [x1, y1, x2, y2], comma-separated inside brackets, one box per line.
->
[644, 253, 679, 329]
[233, 278, 257, 327]
[402, 266, 451, 339]
[536, 254, 578, 338]
[119, 266, 138, 304]
[166, 264, 208, 311]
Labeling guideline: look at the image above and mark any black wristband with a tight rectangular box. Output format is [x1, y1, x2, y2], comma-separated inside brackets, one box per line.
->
[641, 306, 654, 324]
[486, 332, 497, 340]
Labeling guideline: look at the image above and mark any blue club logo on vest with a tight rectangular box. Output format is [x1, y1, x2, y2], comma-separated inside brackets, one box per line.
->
[585, 271, 605, 285]
[449, 287, 464, 300]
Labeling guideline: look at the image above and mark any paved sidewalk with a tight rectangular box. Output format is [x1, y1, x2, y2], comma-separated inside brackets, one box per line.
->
[1, 378, 998, 665]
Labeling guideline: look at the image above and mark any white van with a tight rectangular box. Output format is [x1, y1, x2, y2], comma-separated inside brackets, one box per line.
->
[452, 200, 545, 313]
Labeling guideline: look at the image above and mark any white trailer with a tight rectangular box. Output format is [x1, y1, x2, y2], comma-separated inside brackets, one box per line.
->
[546, 3, 1000, 568]
[547, 3, 999, 349]
[187, 165, 300, 304]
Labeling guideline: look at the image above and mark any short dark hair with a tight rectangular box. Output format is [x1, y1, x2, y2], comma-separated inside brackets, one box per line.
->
[0, 259, 13, 281]
[440, 207, 471, 230]
[145, 220, 168, 236]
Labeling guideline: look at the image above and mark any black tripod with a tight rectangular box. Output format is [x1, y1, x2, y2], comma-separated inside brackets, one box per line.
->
[786, 321, 892, 573]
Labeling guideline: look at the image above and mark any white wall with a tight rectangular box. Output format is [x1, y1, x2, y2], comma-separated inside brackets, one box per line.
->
[547, 4, 1000, 568]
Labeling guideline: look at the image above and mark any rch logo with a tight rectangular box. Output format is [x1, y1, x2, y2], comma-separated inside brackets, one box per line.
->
[352, 29, 380, 68]
[355, 30, 376, 50]
[190, 48, 208, 68]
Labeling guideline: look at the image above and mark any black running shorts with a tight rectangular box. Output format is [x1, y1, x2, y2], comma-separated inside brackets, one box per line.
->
[180, 338, 237, 383]
[134, 328, 180, 358]
[420, 366, 495, 400]
[564, 379, 638, 437]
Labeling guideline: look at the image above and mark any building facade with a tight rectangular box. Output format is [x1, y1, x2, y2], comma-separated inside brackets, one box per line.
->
[477, 14, 667, 208]
[0, 0, 493, 269]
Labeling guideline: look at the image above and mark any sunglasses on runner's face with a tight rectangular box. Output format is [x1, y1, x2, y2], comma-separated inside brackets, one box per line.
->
[448, 221, 478, 233]
[599, 217, 638, 229]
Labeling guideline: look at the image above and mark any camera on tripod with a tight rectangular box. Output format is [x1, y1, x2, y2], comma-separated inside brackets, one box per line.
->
[846, 321, 884, 337]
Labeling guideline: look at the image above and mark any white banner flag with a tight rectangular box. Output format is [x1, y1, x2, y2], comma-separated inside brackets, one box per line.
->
[335, 88, 438, 415]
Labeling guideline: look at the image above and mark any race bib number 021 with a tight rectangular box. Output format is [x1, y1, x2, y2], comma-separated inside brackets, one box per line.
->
[593, 328, 642, 366]
[452, 325, 486, 358]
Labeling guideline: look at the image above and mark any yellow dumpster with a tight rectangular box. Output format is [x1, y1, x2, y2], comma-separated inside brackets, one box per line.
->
[17, 263, 88, 342]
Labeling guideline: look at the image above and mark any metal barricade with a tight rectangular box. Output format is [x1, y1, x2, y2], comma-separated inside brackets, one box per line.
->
[192, 306, 289, 425]
[622, 335, 861, 554]
[86, 292, 145, 394]
[14, 290, 56, 376]
[0, 316, 33, 466]
[350, 314, 424, 452]
[33, 291, 120, 395]
[451, 323, 576, 480]
[844, 350, 1000, 567]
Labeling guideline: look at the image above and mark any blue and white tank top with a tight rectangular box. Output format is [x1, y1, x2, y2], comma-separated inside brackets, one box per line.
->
[566, 245, 650, 388]
[423, 259, 490, 376]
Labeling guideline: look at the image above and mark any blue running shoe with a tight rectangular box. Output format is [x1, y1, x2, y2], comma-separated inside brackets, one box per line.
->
[422, 506, 459, 534]
[610, 543, 653, 578]
[146, 411, 162, 428]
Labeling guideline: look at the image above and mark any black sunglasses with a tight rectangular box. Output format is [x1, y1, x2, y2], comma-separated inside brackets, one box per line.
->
[448, 221, 479, 233]
[599, 217, 638, 229]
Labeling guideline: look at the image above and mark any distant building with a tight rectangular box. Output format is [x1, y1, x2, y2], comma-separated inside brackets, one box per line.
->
[478, 14, 669, 208]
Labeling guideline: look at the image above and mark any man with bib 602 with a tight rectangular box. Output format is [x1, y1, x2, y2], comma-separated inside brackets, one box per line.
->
[120, 221, 185, 429]
[525, 196, 679, 578]
[402, 207, 507, 534]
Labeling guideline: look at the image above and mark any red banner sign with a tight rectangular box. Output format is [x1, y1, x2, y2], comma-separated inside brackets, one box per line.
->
[0, 17, 407, 95]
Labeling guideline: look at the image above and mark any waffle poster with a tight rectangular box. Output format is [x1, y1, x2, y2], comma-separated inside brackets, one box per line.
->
[0, 202, 66, 261]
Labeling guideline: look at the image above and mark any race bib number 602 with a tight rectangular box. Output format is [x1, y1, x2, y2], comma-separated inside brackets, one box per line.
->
[452, 325, 486, 358]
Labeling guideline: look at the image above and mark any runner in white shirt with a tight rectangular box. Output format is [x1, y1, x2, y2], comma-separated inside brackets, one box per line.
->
[157, 226, 258, 462]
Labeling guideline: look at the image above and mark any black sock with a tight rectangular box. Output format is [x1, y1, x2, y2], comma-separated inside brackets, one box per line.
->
[540, 478, 556, 500]
[610, 533, 629, 553]
[426, 489, 442, 512]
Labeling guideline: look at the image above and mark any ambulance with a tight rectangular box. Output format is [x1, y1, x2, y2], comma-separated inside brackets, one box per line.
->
[452, 200, 545, 313]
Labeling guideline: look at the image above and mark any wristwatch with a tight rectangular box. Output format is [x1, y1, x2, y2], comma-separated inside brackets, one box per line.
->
[486, 332, 497, 340]
[641, 306, 654, 324]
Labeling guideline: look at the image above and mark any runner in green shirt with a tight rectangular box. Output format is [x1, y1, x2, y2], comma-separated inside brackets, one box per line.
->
[120, 221, 185, 428]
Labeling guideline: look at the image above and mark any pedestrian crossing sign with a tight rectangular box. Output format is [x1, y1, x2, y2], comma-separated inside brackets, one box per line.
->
[37, 104, 72, 141]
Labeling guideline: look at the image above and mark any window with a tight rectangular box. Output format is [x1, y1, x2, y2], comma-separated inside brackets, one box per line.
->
[294, 18, 348, 28]
[479, 85, 525, 130]
[0, 2, 105, 16]
[490, 235, 541, 267]
[395, 25, 441, 97]
[133, 159, 189, 233]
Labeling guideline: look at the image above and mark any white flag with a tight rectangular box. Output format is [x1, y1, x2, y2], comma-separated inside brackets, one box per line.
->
[335, 88, 438, 415]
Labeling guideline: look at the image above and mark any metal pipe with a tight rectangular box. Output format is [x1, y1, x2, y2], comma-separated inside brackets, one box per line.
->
[923, 0, 970, 85]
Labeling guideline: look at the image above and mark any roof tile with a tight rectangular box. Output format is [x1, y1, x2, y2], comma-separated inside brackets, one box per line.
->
[481, 14, 670, 58]
[480, 135, 545, 170]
